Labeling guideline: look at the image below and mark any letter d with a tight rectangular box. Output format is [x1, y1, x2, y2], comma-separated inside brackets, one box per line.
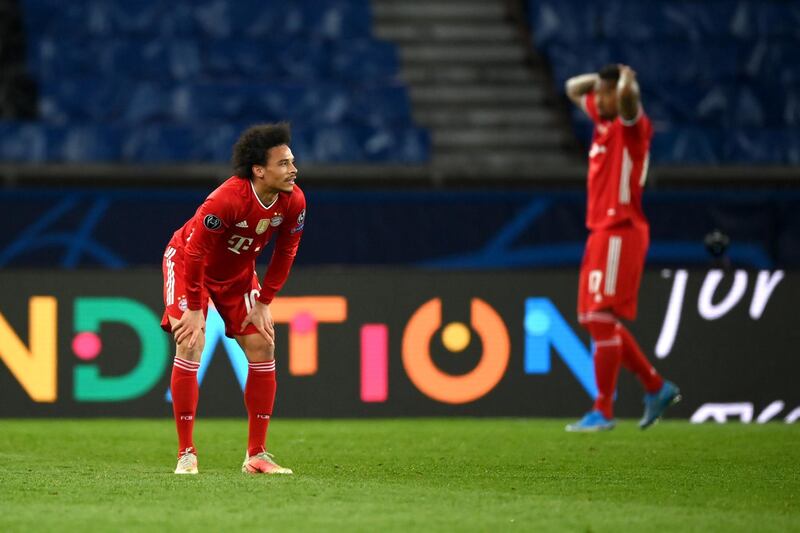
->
[74, 298, 168, 401]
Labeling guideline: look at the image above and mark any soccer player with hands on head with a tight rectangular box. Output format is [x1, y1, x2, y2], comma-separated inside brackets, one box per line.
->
[161, 123, 306, 474]
[563, 64, 681, 432]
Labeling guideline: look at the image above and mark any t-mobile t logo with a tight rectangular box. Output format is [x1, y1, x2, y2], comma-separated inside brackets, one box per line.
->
[227, 235, 254, 254]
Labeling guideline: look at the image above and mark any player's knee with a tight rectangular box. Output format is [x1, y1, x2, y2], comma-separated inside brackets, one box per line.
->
[176, 336, 205, 361]
[243, 336, 275, 362]
[580, 318, 618, 342]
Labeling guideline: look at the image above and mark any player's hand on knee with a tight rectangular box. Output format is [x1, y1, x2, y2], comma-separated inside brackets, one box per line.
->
[173, 309, 205, 349]
[241, 301, 275, 342]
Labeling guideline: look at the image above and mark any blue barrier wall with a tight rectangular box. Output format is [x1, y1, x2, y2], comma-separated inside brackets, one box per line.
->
[2, 187, 799, 269]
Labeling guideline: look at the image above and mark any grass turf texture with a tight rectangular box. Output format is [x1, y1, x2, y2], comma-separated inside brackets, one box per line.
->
[0, 419, 798, 532]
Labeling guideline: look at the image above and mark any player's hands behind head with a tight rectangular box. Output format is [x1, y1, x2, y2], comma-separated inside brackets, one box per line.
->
[618, 64, 636, 84]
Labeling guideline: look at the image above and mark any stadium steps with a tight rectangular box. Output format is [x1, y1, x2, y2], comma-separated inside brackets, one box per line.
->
[431, 152, 583, 179]
[411, 85, 548, 105]
[371, 1, 506, 20]
[372, 0, 582, 175]
[414, 108, 557, 128]
[403, 65, 540, 85]
[378, 23, 518, 43]
[399, 44, 529, 64]
[433, 128, 571, 150]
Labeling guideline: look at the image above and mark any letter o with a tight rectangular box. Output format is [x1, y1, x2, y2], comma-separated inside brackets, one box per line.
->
[402, 298, 510, 404]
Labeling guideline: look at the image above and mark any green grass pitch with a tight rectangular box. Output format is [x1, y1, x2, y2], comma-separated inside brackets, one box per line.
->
[1, 419, 798, 532]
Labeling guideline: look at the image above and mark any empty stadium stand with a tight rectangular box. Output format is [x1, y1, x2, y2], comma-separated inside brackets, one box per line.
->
[0, 0, 797, 183]
[0, 0, 429, 164]
[528, 0, 800, 165]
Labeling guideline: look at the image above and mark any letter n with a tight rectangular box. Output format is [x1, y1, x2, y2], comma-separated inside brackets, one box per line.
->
[0, 297, 57, 402]
[524, 298, 597, 399]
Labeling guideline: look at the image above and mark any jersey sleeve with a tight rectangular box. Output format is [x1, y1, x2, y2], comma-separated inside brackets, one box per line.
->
[583, 91, 601, 124]
[257, 187, 306, 305]
[620, 109, 653, 157]
[183, 189, 237, 310]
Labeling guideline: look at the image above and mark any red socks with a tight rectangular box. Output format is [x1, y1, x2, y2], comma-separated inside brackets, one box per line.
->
[616, 323, 664, 394]
[581, 318, 621, 419]
[582, 317, 666, 419]
[171, 357, 277, 458]
[171, 357, 199, 456]
[590, 333, 623, 420]
[244, 360, 277, 457]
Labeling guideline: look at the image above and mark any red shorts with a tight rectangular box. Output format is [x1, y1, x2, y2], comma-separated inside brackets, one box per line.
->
[578, 222, 649, 321]
[160, 244, 262, 338]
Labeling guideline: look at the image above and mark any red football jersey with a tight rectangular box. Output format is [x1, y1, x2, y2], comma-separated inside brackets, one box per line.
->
[582, 91, 653, 230]
[168, 176, 306, 309]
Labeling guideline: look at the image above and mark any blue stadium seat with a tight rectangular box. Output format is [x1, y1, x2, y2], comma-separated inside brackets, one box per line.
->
[0, 120, 430, 164]
[529, 0, 799, 164]
[23, 0, 374, 40]
[650, 126, 723, 165]
[8, 0, 428, 164]
[0, 122, 122, 162]
[731, 1, 800, 38]
[742, 40, 800, 83]
[724, 129, 800, 164]
[531, 0, 800, 44]
[29, 36, 398, 84]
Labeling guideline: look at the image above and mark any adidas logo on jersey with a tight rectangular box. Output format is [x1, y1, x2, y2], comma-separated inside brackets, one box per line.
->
[236, 221, 249, 228]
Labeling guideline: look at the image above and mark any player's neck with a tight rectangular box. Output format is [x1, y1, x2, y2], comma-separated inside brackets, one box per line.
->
[251, 179, 278, 207]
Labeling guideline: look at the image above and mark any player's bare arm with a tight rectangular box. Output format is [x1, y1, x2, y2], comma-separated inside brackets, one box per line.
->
[617, 64, 641, 122]
[241, 300, 275, 343]
[172, 308, 205, 349]
[565, 72, 599, 109]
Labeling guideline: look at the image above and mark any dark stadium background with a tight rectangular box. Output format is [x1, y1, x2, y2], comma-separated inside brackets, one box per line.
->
[1, 0, 798, 425]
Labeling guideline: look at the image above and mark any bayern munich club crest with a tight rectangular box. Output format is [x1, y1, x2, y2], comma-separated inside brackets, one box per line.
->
[256, 214, 283, 234]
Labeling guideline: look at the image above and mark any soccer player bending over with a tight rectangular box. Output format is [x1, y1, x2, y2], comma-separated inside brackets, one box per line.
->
[564, 65, 680, 432]
[161, 123, 305, 473]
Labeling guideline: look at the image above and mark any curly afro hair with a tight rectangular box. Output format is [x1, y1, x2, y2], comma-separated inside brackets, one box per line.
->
[598, 64, 621, 82]
[232, 122, 291, 179]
